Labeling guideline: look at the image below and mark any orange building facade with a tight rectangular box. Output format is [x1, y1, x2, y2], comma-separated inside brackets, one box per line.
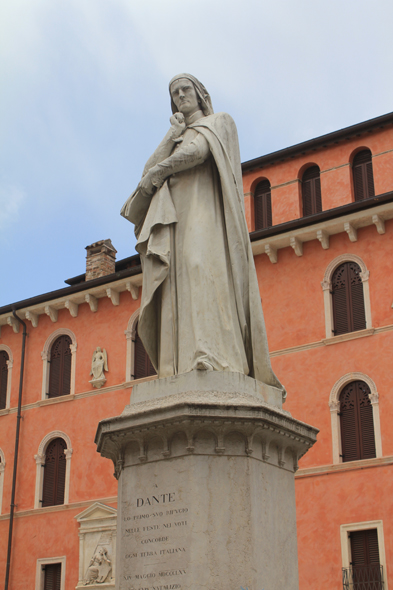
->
[1, 112, 393, 589]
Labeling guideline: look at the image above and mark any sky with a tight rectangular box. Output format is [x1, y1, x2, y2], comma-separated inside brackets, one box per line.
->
[1, 0, 393, 307]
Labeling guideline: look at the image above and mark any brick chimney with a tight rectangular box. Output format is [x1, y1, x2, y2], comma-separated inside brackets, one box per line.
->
[85, 239, 117, 281]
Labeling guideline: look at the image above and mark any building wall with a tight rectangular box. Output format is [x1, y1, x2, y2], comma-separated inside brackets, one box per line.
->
[1, 120, 393, 589]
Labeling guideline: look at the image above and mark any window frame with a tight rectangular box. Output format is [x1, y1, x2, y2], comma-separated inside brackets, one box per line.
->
[352, 149, 375, 202]
[34, 431, 73, 509]
[253, 179, 272, 230]
[329, 373, 382, 465]
[0, 344, 13, 412]
[125, 310, 157, 383]
[41, 329, 77, 401]
[301, 165, 322, 217]
[340, 521, 388, 590]
[321, 254, 372, 340]
[35, 556, 66, 590]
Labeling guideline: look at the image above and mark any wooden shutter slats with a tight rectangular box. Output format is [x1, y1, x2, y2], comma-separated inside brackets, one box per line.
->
[42, 438, 67, 507]
[302, 166, 322, 217]
[134, 322, 157, 380]
[48, 335, 72, 398]
[44, 563, 62, 590]
[332, 262, 366, 335]
[353, 150, 375, 201]
[350, 529, 380, 566]
[340, 381, 376, 462]
[0, 351, 8, 410]
[254, 180, 272, 230]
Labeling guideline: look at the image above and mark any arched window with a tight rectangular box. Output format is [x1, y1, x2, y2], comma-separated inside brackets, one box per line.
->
[353, 149, 375, 201]
[48, 335, 72, 398]
[134, 321, 156, 380]
[254, 180, 272, 230]
[340, 381, 376, 463]
[302, 166, 322, 216]
[332, 262, 366, 335]
[0, 350, 9, 410]
[42, 438, 67, 507]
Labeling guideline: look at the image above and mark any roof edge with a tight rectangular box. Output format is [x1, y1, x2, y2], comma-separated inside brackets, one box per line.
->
[242, 111, 393, 171]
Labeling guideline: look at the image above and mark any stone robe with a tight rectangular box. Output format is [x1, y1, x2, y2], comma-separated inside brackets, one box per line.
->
[121, 112, 284, 395]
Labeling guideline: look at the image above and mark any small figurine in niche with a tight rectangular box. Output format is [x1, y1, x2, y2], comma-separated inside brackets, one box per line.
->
[89, 347, 108, 389]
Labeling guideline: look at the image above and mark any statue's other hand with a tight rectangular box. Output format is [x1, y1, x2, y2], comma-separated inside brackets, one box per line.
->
[170, 112, 186, 139]
[138, 171, 155, 197]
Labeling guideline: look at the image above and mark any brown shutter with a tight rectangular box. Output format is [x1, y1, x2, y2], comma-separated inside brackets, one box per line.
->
[42, 438, 67, 507]
[134, 322, 156, 380]
[358, 382, 376, 459]
[353, 150, 375, 201]
[340, 381, 376, 462]
[332, 262, 366, 335]
[302, 166, 322, 217]
[340, 382, 359, 462]
[0, 351, 8, 410]
[43, 563, 62, 590]
[350, 529, 380, 566]
[254, 180, 272, 230]
[48, 335, 72, 398]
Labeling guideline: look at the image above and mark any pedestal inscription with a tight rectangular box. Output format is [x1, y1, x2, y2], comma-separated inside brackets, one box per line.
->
[121, 487, 189, 589]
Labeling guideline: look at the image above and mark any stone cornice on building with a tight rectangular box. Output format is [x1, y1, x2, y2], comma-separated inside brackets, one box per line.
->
[0, 273, 142, 334]
[251, 196, 393, 262]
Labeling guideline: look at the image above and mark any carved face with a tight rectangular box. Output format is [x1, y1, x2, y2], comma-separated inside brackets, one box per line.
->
[170, 78, 200, 116]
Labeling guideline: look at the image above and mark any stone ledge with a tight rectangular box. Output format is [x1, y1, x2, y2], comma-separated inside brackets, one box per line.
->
[296, 455, 393, 478]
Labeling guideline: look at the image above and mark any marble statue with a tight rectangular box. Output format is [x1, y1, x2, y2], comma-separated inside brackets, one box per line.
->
[89, 347, 108, 389]
[121, 74, 284, 396]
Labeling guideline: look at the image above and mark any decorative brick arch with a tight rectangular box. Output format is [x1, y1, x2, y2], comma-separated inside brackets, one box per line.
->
[329, 372, 382, 465]
[321, 254, 372, 338]
[0, 344, 13, 410]
[41, 329, 77, 399]
[34, 431, 73, 508]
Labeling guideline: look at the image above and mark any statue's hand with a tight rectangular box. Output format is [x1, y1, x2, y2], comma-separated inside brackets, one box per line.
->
[138, 170, 155, 197]
[170, 112, 186, 140]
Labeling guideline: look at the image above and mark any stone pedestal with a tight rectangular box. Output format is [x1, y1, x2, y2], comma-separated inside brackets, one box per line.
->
[95, 372, 318, 590]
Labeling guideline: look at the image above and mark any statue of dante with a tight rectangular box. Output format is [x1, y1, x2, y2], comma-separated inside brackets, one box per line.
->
[121, 73, 284, 395]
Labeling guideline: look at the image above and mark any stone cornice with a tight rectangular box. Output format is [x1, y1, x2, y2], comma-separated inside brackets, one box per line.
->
[0, 274, 142, 331]
[252, 201, 393, 261]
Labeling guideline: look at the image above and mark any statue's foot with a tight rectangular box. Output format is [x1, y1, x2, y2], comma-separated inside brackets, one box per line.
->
[195, 360, 214, 371]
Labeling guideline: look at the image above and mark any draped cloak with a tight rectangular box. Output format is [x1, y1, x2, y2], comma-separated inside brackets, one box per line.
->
[121, 112, 284, 396]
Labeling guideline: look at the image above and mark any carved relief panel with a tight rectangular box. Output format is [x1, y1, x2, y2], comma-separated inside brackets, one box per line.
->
[75, 502, 117, 589]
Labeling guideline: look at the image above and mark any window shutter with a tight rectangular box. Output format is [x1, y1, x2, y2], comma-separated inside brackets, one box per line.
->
[358, 382, 376, 459]
[134, 322, 156, 380]
[332, 262, 366, 335]
[43, 563, 62, 590]
[302, 166, 322, 217]
[48, 335, 72, 398]
[42, 438, 67, 507]
[340, 381, 376, 462]
[350, 529, 380, 566]
[0, 351, 8, 410]
[340, 382, 359, 462]
[254, 180, 272, 230]
[353, 150, 375, 201]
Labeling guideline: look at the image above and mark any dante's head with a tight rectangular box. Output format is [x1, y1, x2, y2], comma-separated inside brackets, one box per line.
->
[169, 74, 214, 117]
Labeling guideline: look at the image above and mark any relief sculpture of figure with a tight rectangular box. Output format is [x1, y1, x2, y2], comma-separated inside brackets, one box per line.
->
[83, 547, 112, 585]
[121, 73, 284, 397]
